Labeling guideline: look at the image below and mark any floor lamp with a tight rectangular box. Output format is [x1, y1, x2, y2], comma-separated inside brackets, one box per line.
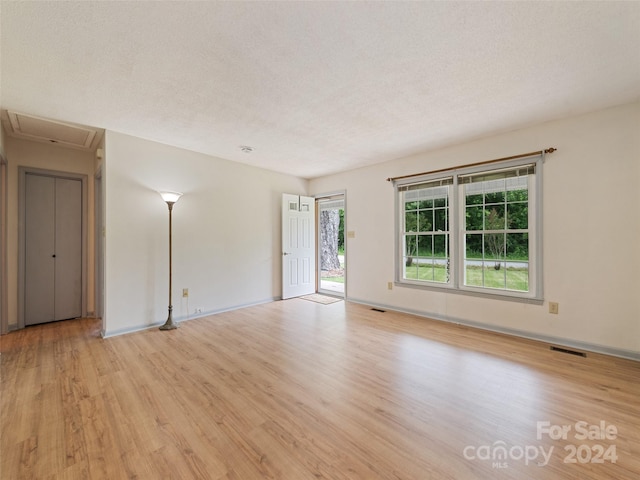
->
[159, 191, 182, 330]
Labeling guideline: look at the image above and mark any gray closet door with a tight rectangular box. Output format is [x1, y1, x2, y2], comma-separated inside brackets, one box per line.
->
[25, 174, 56, 324]
[24, 173, 82, 325]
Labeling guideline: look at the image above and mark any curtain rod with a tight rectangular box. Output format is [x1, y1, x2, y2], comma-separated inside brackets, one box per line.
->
[386, 148, 557, 182]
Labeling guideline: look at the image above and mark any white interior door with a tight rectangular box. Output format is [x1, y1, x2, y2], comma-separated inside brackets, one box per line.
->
[282, 193, 315, 299]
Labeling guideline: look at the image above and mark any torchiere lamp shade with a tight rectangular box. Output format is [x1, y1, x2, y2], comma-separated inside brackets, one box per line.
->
[159, 191, 183, 204]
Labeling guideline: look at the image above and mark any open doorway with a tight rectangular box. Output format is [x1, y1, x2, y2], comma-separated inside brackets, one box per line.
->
[317, 194, 345, 297]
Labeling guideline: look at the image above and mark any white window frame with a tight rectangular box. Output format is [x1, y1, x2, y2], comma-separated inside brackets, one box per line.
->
[395, 154, 543, 303]
[399, 177, 454, 289]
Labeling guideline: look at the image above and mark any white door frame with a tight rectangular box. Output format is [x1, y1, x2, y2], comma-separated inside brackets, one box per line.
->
[17, 167, 89, 329]
[0, 153, 7, 334]
[94, 167, 104, 323]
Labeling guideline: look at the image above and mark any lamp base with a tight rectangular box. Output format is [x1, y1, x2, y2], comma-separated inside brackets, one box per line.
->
[159, 306, 178, 330]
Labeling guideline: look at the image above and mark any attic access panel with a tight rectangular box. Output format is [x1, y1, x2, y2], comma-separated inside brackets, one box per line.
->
[7, 111, 98, 150]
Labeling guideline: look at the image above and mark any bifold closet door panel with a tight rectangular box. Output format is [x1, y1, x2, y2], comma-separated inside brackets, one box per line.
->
[54, 177, 82, 320]
[24, 174, 56, 325]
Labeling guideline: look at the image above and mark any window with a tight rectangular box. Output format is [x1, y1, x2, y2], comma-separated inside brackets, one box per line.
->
[400, 178, 452, 284]
[395, 155, 542, 301]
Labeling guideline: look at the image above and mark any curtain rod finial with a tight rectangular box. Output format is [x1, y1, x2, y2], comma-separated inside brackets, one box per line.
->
[545, 147, 557, 154]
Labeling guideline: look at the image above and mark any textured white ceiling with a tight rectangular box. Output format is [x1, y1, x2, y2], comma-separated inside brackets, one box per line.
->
[1, 1, 639, 179]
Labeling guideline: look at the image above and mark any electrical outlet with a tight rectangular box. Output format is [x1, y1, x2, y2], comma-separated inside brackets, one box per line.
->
[182, 288, 189, 298]
[387, 282, 393, 290]
[549, 302, 559, 314]
[195, 308, 202, 314]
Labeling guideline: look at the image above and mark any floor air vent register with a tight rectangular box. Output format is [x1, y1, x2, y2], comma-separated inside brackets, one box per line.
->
[550, 345, 587, 357]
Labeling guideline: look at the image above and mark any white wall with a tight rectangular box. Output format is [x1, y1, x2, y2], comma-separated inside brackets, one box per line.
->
[103, 131, 307, 336]
[4, 136, 96, 329]
[310, 102, 640, 356]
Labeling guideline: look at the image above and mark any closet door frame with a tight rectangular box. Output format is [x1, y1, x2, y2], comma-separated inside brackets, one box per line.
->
[18, 167, 89, 329]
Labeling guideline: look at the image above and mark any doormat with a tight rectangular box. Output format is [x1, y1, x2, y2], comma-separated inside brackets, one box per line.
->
[300, 294, 342, 305]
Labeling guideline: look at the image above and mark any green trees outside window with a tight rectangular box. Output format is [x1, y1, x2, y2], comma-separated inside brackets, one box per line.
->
[463, 176, 530, 292]
[397, 159, 539, 299]
[402, 183, 451, 284]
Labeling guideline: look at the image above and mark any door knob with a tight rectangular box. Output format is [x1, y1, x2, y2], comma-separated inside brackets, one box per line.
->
[52, 254, 56, 258]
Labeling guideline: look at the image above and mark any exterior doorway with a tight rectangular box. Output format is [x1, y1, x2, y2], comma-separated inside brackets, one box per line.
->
[317, 194, 345, 297]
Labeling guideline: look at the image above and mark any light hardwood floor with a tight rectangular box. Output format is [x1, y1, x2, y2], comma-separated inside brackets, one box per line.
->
[2, 299, 639, 479]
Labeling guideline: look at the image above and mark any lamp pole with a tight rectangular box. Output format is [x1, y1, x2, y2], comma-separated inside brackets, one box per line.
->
[159, 192, 182, 330]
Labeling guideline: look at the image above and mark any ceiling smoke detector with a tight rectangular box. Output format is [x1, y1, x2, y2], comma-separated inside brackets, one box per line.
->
[239, 145, 254, 153]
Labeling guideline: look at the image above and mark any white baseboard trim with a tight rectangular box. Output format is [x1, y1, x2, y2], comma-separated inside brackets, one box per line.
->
[101, 296, 280, 338]
[348, 297, 640, 362]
